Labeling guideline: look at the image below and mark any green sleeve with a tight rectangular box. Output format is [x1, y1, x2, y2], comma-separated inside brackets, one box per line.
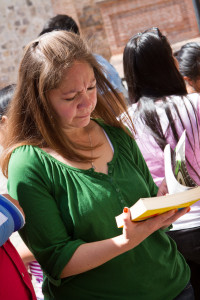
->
[8, 146, 85, 286]
[129, 137, 173, 230]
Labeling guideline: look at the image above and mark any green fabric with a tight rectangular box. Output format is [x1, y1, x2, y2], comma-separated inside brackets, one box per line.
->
[8, 120, 190, 300]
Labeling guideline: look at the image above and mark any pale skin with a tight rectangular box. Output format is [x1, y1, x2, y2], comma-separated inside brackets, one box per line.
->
[8, 60, 190, 278]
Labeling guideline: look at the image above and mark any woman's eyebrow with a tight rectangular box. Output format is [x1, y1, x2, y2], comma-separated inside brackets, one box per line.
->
[62, 89, 77, 95]
[62, 78, 96, 96]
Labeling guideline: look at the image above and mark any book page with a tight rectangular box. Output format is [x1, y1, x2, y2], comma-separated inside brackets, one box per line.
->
[174, 131, 197, 188]
[164, 130, 197, 194]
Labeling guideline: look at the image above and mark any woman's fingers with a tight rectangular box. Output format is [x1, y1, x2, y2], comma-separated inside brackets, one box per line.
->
[163, 207, 190, 224]
[147, 207, 190, 230]
[143, 209, 176, 232]
[121, 206, 190, 250]
[157, 178, 168, 196]
[122, 207, 132, 238]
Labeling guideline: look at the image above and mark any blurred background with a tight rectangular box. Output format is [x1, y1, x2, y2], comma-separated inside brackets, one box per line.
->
[1, 0, 200, 87]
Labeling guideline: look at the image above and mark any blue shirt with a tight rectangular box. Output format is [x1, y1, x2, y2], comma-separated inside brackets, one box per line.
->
[94, 54, 127, 98]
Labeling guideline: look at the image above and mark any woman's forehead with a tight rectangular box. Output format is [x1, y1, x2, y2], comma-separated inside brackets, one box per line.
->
[54, 61, 96, 94]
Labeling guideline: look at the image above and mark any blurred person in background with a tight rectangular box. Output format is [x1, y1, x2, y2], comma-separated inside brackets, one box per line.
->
[0, 84, 44, 300]
[0, 191, 36, 300]
[174, 42, 200, 94]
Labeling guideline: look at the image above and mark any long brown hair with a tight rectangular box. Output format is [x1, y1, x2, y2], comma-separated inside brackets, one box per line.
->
[1, 31, 133, 177]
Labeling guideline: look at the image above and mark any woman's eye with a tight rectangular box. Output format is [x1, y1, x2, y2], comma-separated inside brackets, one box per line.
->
[65, 95, 77, 101]
[64, 84, 96, 101]
[88, 84, 96, 90]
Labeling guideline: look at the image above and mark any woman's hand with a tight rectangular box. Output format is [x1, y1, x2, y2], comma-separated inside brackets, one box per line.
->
[121, 206, 189, 250]
[157, 178, 168, 196]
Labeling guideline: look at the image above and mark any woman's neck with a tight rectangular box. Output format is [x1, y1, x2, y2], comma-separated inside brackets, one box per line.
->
[63, 122, 94, 143]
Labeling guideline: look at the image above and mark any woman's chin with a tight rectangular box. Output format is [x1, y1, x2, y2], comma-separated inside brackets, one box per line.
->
[64, 118, 91, 129]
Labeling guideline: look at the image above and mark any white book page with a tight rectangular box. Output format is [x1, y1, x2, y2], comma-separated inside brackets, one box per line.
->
[164, 143, 190, 194]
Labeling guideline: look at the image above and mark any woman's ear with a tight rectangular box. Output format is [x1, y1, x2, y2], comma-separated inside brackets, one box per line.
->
[183, 76, 194, 87]
[1, 115, 8, 125]
[183, 76, 196, 93]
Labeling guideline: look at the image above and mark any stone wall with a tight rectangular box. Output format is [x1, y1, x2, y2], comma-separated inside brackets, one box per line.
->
[0, 0, 199, 88]
[97, 0, 199, 55]
[51, 0, 111, 59]
[0, 0, 54, 88]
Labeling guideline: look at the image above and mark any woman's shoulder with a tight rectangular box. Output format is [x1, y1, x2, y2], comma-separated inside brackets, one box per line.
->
[8, 145, 53, 186]
[11, 145, 42, 161]
[9, 145, 46, 173]
[167, 93, 200, 107]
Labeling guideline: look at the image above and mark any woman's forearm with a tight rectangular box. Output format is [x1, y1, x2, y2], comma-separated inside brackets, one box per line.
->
[60, 234, 129, 278]
[60, 207, 189, 278]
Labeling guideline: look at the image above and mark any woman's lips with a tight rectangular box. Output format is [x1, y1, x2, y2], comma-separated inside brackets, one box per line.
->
[77, 113, 91, 118]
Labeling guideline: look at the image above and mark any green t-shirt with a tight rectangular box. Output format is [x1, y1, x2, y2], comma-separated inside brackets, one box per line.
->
[8, 120, 190, 300]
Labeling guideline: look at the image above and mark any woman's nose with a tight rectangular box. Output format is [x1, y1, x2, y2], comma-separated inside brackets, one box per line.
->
[77, 91, 91, 109]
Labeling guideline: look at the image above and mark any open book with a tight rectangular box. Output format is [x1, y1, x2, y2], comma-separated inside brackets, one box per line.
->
[165, 130, 197, 194]
[115, 131, 200, 228]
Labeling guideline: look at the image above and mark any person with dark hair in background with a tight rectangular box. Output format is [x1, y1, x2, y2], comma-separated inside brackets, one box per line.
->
[1, 30, 191, 300]
[0, 84, 44, 300]
[0, 85, 16, 194]
[0, 85, 14, 117]
[38, 14, 128, 101]
[39, 14, 80, 36]
[123, 27, 200, 299]
[174, 42, 200, 94]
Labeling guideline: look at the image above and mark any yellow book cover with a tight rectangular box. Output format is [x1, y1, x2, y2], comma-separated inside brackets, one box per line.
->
[115, 187, 200, 228]
[115, 131, 200, 228]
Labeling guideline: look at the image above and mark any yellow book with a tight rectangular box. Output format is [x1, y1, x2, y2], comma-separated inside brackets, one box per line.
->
[115, 131, 200, 228]
[115, 186, 200, 228]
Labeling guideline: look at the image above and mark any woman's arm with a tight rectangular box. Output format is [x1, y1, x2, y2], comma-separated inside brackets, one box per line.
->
[60, 206, 189, 278]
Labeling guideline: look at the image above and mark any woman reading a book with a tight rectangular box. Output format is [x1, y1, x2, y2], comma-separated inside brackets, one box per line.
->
[1, 30, 192, 300]
[123, 27, 200, 299]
